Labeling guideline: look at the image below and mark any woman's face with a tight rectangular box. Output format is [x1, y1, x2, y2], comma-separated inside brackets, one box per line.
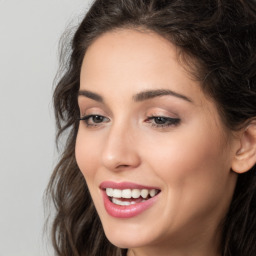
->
[76, 29, 238, 252]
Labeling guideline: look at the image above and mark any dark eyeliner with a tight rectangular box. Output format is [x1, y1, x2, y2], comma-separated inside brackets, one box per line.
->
[79, 114, 110, 127]
[146, 116, 181, 128]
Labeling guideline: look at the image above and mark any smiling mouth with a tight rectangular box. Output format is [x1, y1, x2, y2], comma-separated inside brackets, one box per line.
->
[105, 188, 161, 206]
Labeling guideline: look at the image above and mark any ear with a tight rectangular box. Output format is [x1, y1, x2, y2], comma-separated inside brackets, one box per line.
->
[232, 122, 256, 174]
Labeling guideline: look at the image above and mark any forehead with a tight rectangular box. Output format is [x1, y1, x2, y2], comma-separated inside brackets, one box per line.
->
[80, 29, 197, 95]
[84, 28, 177, 65]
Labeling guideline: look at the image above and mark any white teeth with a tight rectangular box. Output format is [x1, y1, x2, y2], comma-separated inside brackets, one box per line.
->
[122, 189, 132, 198]
[106, 188, 159, 199]
[112, 189, 122, 198]
[106, 188, 113, 197]
[141, 189, 149, 198]
[150, 189, 157, 197]
[112, 198, 135, 206]
[131, 189, 140, 198]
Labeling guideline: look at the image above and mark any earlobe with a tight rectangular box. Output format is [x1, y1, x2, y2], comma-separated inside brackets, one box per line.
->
[232, 122, 256, 174]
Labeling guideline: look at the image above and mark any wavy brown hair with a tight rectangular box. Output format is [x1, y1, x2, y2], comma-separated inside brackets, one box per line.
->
[46, 0, 256, 255]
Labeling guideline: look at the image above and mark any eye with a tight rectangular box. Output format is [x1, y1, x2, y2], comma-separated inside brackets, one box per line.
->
[79, 114, 110, 127]
[145, 116, 180, 128]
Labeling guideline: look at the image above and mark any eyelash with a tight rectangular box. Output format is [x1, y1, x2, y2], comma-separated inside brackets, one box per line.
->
[79, 115, 110, 127]
[145, 116, 180, 128]
[79, 115, 180, 128]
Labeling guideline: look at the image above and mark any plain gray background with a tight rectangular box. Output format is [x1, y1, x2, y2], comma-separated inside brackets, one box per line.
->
[0, 1, 92, 255]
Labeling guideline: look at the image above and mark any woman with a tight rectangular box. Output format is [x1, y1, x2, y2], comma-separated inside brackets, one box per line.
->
[47, 0, 256, 255]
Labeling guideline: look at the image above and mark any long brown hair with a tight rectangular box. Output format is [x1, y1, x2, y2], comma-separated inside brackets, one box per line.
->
[46, 0, 256, 255]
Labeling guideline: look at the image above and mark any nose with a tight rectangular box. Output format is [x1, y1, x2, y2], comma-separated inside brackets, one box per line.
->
[101, 122, 141, 171]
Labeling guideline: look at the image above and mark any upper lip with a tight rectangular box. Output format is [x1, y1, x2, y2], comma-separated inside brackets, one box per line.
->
[100, 181, 160, 190]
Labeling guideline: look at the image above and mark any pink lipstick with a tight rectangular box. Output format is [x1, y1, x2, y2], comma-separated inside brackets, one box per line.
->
[100, 181, 160, 218]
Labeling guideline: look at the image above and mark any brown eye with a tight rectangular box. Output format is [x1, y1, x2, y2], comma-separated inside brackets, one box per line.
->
[154, 117, 169, 124]
[145, 116, 181, 128]
[92, 115, 105, 123]
[79, 115, 110, 127]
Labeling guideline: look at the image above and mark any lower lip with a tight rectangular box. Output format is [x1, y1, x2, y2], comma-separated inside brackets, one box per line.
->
[102, 191, 159, 218]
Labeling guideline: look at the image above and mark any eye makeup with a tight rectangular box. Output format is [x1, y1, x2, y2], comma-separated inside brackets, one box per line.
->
[79, 114, 110, 127]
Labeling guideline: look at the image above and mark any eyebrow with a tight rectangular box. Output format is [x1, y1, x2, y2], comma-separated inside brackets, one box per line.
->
[133, 89, 192, 103]
[78, 89, 192, 103]
[78, 90, 103, 102]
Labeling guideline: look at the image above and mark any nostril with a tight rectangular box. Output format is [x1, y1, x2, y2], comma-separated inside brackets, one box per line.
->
[116, 164, 130, 168]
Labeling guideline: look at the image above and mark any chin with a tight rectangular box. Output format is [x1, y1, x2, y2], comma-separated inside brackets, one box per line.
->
[106, 235, 146, 249]
[102, 223, 157, 249]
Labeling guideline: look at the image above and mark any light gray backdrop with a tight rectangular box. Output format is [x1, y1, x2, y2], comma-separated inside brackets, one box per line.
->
[0, 1, 92, 255]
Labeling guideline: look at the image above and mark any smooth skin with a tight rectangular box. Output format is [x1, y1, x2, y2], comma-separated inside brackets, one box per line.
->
[75, 29, 255, 256]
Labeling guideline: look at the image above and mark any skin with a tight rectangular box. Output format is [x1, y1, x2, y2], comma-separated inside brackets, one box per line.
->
[75, 29, 240, 256]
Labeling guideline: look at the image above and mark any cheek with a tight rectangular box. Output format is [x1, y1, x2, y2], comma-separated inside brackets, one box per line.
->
[75, 128, 100, 180]
[142, 121, 231, 203]
[145, 125, 225, 176]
